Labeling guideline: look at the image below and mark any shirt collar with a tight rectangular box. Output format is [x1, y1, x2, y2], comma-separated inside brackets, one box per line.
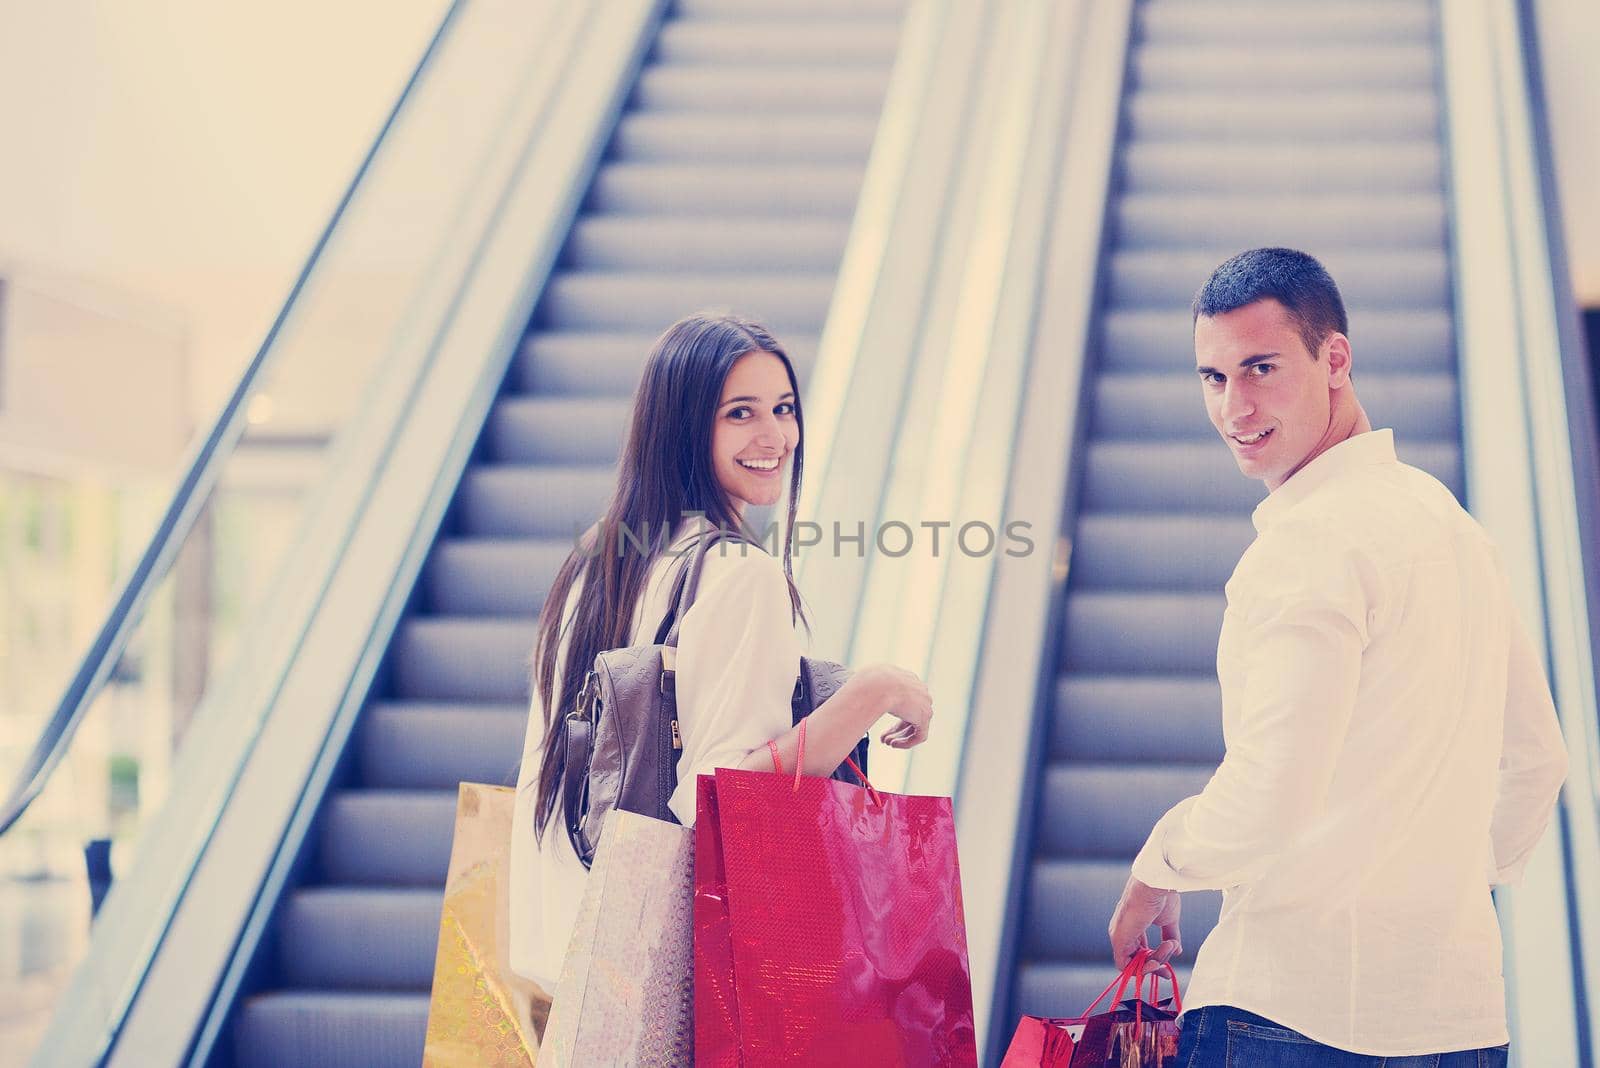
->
[1250, 428, 1397, 533]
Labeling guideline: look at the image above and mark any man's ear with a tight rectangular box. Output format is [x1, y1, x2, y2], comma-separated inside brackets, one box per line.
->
[1324, 333, 1353, 388]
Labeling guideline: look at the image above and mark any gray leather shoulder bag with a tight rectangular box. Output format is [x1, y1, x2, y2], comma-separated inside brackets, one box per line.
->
[559, 529, 866, 867]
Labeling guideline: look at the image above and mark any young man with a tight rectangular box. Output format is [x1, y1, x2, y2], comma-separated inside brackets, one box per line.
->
[1106, 248, 1569, 1065]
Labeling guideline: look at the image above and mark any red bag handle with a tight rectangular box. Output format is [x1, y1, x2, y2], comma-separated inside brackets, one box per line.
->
[1096, 949, 1183, 1024]
[1082, 950, 1151, 1018]
[768, 718, 882, 807]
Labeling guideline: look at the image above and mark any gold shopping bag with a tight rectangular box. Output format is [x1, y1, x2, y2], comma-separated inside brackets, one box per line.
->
[423, 783, 551, 1067]
[539, 809, 695, 1067]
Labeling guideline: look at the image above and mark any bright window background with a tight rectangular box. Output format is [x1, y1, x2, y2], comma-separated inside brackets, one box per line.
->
[0, 2, 449, 1057]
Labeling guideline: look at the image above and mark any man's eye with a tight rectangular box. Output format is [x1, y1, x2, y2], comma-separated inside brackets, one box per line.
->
[1252, 364, 1275, 376]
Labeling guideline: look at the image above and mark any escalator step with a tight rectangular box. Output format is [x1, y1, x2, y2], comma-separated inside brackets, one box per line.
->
[1034, 763, 1217, 859]
[1127, 91, 1438, 142]
[1138, 2, 1430, 46]
[424, 537, 571, 616]
[278, 888, 441, 990]
[1072, 513, 1254, 590]
[586, 162, 864, 216]
[233, 991, 428, 1068]
[632, 66, 890, 113]
[456, 464, 615, 538]
[390, 617, 539, 702]
[1051, 674, 1226, 764]
[563, 215, 850, 272]
[676, 0, 906, 16]
[485, 396, 631, 465]
[359, 701, 527, 789]
[1061, 591, 1226, 674]
[537, 271, 835, 332]
[652, 21, 901, 66]
[1132, 44, 1435, 91]
[1115, 192, 1445, 249]
[1122, 141, 1441, 194]
[610, 113, 878, 164]
[319, 791, 457, 887]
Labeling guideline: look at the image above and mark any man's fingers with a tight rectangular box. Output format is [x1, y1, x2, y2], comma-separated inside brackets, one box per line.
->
[1149, 938, 1181, 966]
[1159, 918, 1182, 958]
[1112, 932, 1149, 969]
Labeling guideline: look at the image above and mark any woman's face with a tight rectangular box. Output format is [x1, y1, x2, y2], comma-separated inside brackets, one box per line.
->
[711, 350, 800, 517]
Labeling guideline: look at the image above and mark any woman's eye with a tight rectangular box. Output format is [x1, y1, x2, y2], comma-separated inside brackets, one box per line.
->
[776, 402, 796, 416]
[728, 406, 751, 420]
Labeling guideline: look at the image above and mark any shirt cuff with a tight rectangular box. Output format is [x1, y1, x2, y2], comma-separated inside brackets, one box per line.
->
[1131, 823, 1183, 890]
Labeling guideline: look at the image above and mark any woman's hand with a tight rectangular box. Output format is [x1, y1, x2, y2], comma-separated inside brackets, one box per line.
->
[851, 663, 933, 749]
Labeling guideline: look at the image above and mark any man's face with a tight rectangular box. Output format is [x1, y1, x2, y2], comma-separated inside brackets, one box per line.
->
[1194, 298, 1346, 491]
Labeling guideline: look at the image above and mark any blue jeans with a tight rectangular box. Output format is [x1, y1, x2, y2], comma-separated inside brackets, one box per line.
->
[1174, 1006, 1511, 1067]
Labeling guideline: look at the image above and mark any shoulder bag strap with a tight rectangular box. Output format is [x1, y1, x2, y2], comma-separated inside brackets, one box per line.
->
[654, 527, 737, 647]
[562, 709, 596, 865]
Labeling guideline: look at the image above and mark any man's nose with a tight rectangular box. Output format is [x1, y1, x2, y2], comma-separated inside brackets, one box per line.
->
[1220, 381, 1254, 425]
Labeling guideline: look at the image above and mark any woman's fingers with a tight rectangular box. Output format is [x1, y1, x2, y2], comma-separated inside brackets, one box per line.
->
[879, 720, 927, 748]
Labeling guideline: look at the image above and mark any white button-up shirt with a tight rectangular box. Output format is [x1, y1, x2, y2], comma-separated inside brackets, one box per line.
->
[1130, 429, 1568, 1055]
[509, 517, 803, 989]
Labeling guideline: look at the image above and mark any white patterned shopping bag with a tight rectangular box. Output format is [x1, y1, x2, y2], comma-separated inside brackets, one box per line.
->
[539, 809, 694, 1066]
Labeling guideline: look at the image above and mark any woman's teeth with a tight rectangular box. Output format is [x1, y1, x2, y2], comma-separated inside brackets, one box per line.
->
[738, 457, 781, 471]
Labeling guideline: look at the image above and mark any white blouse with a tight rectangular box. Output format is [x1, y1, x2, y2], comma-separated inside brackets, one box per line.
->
[1130, 430, 1569, 1055]
[508, 517, 804, 989]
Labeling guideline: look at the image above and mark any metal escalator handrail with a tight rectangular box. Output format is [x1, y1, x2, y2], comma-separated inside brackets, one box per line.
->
[947, 3, 1136, 1057]
[1442, 0, 1600, 1063]
[1506, 1, 1600, 1059]
[0, 1, 466, 839]
[1512, 0, 1600, 817]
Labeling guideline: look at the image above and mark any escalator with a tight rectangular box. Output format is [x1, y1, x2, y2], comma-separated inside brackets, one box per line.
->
[227, 3, 905, 1065]
[1004, 0, 1470, 1027]
[10, 1, 1593, 1065]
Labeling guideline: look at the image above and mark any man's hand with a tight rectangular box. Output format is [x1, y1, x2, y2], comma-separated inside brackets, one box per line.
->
[1108, 874, 1182, 970]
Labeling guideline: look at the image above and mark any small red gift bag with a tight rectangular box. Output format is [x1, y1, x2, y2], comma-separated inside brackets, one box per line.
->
[1000, 949, 1182, 1068]
[999, 1015, 1080, 1067]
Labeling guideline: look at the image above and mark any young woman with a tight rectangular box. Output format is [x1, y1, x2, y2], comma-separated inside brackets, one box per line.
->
[509, 313, 935, 989]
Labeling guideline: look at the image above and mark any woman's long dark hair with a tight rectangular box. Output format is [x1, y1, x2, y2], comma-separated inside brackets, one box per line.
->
[528, 313, 810, 839]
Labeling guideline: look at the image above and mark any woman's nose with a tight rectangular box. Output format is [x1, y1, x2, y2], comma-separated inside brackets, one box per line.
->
[751, 413, 785, 445]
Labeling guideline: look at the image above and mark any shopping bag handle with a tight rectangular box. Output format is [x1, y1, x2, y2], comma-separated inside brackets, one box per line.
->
[1082, 950, 1151, 1018]
[842, 756, 882, 806]
[776, 717, 883, 806]
[1109, 949, 1182, 1025]
[1084, 948, 1182, 1022]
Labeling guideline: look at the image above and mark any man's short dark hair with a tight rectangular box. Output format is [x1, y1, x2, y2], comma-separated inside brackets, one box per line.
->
[1191, 248, 1349, 358]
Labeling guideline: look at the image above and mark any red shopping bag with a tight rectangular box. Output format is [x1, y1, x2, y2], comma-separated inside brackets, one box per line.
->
[999, 1015, 1079, 1067]
[693, 765, 978, 1067]
[1000, 949, 1182, 1068]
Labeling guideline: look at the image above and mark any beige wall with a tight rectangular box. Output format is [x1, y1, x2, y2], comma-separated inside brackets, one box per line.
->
[0, 269, 188, 476]
[0, 0, 450, 427]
